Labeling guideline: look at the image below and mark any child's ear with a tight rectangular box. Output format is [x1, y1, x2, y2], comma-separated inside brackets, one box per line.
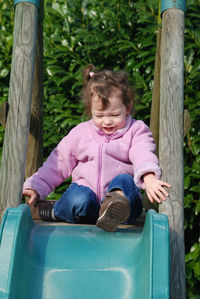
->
[126, 106, 131, 114]
[126, 103, 133, 115]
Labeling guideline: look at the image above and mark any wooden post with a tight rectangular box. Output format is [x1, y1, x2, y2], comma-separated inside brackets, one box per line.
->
[143, 26, 162, 213]
[159, 6, 186, 299]
[25, 0, 43, 178]
[150, 26, 162, 155]
[0, 2, 39, 218]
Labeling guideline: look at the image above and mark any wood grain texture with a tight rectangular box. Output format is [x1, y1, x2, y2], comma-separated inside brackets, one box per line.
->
[159, 9, 186, 298]
[25, 1, 43, 178]
[143, 26, 162, 213]
[150, 26, 162, 155]
[0, 3, 38, 216]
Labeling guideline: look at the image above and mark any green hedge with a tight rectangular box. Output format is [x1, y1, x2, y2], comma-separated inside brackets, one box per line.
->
[0, 0, 199, 296]
[183, 1, 200, 295]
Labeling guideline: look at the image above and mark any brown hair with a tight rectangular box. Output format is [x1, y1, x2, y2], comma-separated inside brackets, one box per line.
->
[82, 64, 134, 115]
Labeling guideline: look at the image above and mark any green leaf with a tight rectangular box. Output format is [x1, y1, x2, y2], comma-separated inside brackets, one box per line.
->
[195, 201, 200, 215]
[0, 68, 9, 78]
[184, 175, 191, 189]
[189, 185, 200, 193]
[194, 262, 200, 276]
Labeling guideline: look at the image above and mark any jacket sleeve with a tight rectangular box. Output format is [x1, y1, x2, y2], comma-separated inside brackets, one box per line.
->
[23, 129, 78, 199]
[129, 120, 161, 189]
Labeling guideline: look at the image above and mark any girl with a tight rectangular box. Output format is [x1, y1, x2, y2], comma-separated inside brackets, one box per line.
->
[23, 65, 171, 232]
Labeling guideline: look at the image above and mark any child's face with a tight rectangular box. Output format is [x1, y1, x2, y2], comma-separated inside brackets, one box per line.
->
[91, 90, 130, 135]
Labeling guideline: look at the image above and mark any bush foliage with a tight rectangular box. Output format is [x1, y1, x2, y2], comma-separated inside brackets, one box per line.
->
[0, 0, 199, 296]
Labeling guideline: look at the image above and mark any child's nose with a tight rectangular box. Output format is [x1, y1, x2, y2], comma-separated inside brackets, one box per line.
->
[104, 117, 112, 125]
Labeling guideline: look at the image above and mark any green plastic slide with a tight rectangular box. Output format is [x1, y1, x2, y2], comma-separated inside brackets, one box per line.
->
[0, 204, 169, 298]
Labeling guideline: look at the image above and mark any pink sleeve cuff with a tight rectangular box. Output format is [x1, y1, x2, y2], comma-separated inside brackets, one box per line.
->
[134, 163, 161, 189]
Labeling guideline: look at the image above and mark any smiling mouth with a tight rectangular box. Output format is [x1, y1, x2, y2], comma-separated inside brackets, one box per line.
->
[102, 127, 116, 134]
[103, 127, 114, 131]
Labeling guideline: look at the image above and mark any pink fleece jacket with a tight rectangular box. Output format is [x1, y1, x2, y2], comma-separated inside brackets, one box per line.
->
[24, 115, 161, 202]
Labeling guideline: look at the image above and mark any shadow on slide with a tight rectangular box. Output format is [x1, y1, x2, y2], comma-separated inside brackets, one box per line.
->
[0, 204, 169, 299]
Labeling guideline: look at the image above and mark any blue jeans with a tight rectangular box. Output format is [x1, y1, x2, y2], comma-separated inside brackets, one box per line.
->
[54, 174, 143, 224]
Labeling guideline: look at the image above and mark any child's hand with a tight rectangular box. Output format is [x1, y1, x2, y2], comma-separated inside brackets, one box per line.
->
[143, 173, 171, 204]
[22, 189, 39, 205]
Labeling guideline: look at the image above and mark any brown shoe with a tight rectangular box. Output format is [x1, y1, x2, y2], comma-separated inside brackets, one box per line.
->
[96, 192, 130, 232]
[27, 200, 57, 221]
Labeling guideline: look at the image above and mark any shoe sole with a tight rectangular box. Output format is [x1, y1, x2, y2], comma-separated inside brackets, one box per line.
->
[96, 199, 130, 232]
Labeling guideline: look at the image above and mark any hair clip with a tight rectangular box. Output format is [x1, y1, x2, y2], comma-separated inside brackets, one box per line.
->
[89, 71, 95, 78]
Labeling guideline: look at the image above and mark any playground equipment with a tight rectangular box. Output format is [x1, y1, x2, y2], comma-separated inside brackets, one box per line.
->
[0, 0, 186, 298]
[0, 205, 169, 299]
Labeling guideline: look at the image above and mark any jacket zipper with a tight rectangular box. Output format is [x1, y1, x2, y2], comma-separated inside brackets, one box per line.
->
[97, 143, 103, 201]
[97, 135, 112, 201]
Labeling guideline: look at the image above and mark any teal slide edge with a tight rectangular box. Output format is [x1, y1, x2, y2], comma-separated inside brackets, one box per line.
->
[0, 204, 169, 299]
[0, 205, 34, 299]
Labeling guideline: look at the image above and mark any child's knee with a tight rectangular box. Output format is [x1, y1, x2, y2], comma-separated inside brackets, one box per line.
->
[114, 173, 134, 184]
[109, 173, 136, 191]
[72, 186, 96, 208]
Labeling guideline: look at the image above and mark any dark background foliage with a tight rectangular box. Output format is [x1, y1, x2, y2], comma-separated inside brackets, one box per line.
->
[0, 0, 199, 296]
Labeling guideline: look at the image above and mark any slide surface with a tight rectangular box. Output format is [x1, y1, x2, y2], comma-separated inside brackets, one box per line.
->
[0, 204, 169, 299]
